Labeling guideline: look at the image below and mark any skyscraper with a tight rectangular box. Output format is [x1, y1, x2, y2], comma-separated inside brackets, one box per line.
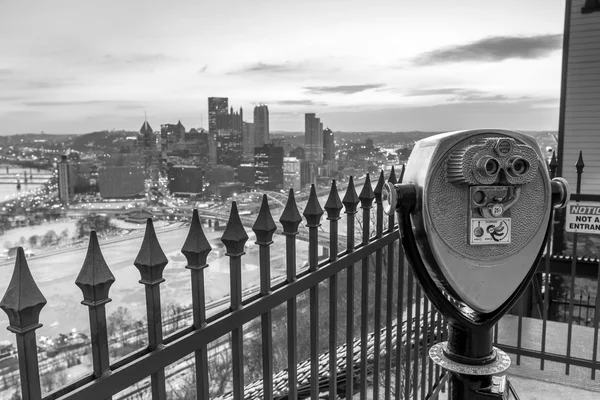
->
[160, 121, 185, 152]
[243, 122, 256, 162]
[216, 107, 244, 167]
[254, 105, 269, 147]
[254, 143, 284, 191]
[58, 155, 74, 205]
[208, 97, 228, 137]
[323, 127, 335, 163]
[139, 120, 159, 180]
[305, 113, 323, 164]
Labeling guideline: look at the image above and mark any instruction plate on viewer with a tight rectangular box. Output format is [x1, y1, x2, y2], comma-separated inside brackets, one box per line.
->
[470, 218, 511, 245]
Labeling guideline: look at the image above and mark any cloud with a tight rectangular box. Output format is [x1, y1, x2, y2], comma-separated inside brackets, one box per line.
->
[233, 61, 302, 74]
[412, 34, 562, 65]
[101, 53, 175, 66]
[304, 84, 385, 95]
[274, 100, 326, 106]
[23, 100, 145, 109]
[405, 88, 520, 102]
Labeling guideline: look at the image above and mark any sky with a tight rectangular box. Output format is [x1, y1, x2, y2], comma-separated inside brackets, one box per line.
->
[0, 0, 566, 134]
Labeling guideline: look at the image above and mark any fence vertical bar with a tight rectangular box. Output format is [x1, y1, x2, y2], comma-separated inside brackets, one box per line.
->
[421, 296, 429, 400]
[413, 285, 421, 398]
[541, 153, 558, 370]
[0, 248, 46, 400]
[384, 167, 397, 400]
[404, 268, 414, 400]
[75, 232, 114, 395]
[592, 261, 600, 379]
[181, 209, 212, 399]
[359, 174, 374, 400]
[325, 180, 344, 399]
[280, 189, 303, 400]
[133, 219, 169, 400]
[372, 170, 385, 400]
[567, 151, 584, 375]
[304, 185, 324, 400]
[253, 195, 277, 400]
[343, 177, 360, 398]
[428, 302, 435, 396]
[394, 233, 406, 399]
[221, 202, 249, 400]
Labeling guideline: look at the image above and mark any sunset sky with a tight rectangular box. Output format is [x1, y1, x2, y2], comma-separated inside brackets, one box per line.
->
[0, 0, 566, 134]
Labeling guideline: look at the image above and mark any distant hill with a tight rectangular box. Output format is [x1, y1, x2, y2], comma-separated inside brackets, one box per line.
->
[70, 130, 136, 152]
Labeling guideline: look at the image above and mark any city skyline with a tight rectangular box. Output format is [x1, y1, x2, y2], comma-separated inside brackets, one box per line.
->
[1, 0, 565, 134]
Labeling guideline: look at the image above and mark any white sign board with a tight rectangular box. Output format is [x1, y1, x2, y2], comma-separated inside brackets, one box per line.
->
[566, 202, 600, 234]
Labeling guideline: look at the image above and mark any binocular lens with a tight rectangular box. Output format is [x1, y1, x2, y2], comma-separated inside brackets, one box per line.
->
[485, 159, 499, 175]
[507, 157, 529, 176]
[477, 156, 500, 178]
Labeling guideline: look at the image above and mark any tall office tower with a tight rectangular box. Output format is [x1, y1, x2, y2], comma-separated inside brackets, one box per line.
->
[58, 155, 74, 205]
[253, 105, 269, 147]
[208, 97, 229, 137]
[323, 127, 335, 163]
[243, 122, 256, 162]
[216, 107, 244, 167]
[160, 121, 185, 152]
[254, 143, 284, 191]
[139, 120, 159, 180]
[208, 132, 218, 164]
[305, 113, 323, 164]
[283, 157, 301, 191]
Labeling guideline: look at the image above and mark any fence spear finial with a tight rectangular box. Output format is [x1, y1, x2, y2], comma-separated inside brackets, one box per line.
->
[359, 173, 375, 208]
[343, 176, 360, 215]
[280, 188, 303, 234]
[373, 170, 385, 203]
[182, 209, 212, 268]
[253, 194, 277, 244]
[221, 201, 249, 256]
[388, 165, 398, 184]
[134, 218, 169, 285]
[0, 248, 46, 332]
[325, 180, 343, 221]
[303, 184, 324, 227]
[576, 151, 585, 172]
[75, 231, 115, 306]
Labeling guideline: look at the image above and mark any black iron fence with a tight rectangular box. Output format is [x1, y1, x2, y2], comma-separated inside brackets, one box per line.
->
[0, 151, 599, 400]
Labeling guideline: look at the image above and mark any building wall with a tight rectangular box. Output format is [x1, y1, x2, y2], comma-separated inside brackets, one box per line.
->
[560, 0, 600, 195]
[168, 165, 203, 195]
[254, 105, 269, 147]
[98, 166, 145, 198]
[204, 165, 235, 184]
[208, 97, 228, 138]
[243, 122, 256, 162]
[255, 144, 284, 191]
[283, 157, 301, 191]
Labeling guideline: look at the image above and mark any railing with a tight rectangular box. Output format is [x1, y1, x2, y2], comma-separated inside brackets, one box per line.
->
[1, 152, 600, 400]
[493, 151, 600, 391]
[0, 168, 450, 400]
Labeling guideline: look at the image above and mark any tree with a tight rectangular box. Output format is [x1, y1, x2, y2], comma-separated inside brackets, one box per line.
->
[41, 230, 58, 247]
[60, 228, 70, 244]
[76, 213, 118, 239]
[28, 235, 39, 248]
[107, 306, 135, 338]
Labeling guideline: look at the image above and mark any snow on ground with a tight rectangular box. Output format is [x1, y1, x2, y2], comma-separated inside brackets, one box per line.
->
[112, 219, 172, 230]
[0, 220, 78, 247]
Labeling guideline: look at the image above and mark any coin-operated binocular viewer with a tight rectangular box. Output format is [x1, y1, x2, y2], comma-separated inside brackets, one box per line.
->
[383, 129, 570, 399]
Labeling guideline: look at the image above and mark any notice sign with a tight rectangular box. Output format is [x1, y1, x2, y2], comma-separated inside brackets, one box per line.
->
[566, 202, 600, 234]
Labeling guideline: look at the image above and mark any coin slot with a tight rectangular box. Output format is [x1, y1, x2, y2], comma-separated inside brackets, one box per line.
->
[473, 190, 487, 206]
